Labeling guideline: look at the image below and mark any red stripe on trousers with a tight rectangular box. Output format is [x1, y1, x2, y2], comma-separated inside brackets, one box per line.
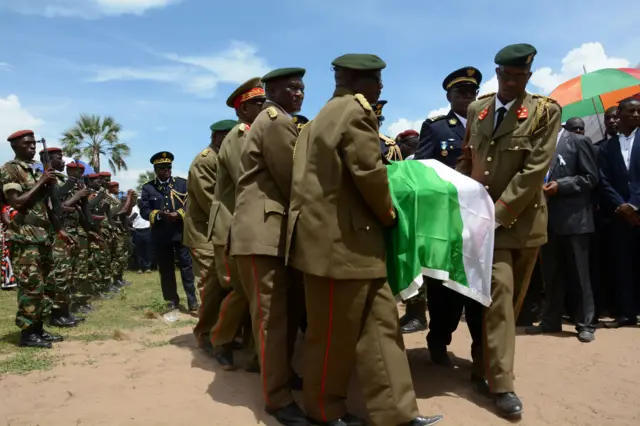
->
[252, 255, 270, 407]
[210, 292, 231, 346]
[319, 279, 335, 422]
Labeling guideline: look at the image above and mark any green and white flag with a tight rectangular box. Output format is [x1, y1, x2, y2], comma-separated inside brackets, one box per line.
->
[385, 159, 494, 307]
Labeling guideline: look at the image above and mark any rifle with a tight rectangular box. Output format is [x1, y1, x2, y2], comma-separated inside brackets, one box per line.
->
[36, 138, 59, 214]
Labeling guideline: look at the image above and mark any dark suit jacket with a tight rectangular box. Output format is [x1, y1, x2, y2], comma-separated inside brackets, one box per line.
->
[415, 109, 465, 168]
[598, 130, 640, 213]
[140, 176, 188, 243]
[547, 132, 598, 234]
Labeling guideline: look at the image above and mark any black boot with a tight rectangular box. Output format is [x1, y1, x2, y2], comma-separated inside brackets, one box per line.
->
[213, 346, 236, 370]
[19, 326, 52, 348]
[402, 416, 444, 425]
[400, 297, 428, 334]
[50, 309, 78, 328]
[34, 322, 64, 343]
[265, 402, 309, 426]
[494, 392, 523, 418]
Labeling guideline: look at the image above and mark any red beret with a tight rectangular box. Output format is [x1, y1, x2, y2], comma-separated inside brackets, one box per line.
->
[397, 130, 420, 140]
[39, 147, 62, 155]
[87, 173, 101, 179]
[66, 162, 85, 169]
[108, 181, 120, 187]
[7, 130, 35, 142]
[98, 171, 112, 177]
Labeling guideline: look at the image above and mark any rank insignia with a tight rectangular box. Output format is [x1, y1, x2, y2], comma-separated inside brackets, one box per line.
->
[449, 118, 457, 126]
[478, 106, 489, 120]
[516, 105, 528, 120]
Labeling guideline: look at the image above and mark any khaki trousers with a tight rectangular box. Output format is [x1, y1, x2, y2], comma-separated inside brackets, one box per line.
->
[210, 246, 250, 349]
[303, 275, 419, 426]
[191, 247, 227, 345]
[475, 247, 538, 393]
[236, 255, 305, 410]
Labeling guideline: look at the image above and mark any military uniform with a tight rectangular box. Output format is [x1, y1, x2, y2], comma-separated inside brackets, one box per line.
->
[185, 119, 235, 348]
[208, 78, 265, 363]
[86, 175, 112, 295]
[456, 44, 561, 417]
[141, 152, 198, 310]
[287, 54, 440, 426]
[373, 100, 403, 162]
[230, 68, 307, 421]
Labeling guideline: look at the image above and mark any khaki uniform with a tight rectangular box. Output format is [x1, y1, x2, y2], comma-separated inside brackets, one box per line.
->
[286, 88, 419, 425]
[457, 91, 561, 393]
[208, 123, 252, 349]
[184, 146, 224, 345]
[230, 102, 304, 409]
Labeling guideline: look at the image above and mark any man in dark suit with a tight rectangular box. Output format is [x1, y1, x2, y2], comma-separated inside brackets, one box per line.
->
[526, 118, 599, 342]
[597, 97, 640, 328]
[140, 151, 198, 312]
[404, 67, 484, 371]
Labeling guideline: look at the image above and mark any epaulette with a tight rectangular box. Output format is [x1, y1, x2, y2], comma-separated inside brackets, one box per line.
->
[531, 94, 560, 133]
[266, 107, 278, 120]
[532, 94, 559, 104]
[477, 92, 495, 100]
[354, 94, 372, 112]
[426, 115, 446, 123]
[200, 148, 211, 157]
[239, 123, 249, 133]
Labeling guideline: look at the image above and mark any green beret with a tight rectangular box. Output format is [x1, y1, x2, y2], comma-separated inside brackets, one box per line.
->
[331, 53, 386, 71]
[262, 68, 306, 83]
[494, 43, 537, 67]
[210, 120, 238, 132]
[226, 77, 264, 108]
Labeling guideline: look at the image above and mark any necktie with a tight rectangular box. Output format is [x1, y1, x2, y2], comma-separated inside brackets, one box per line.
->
[494, 106, 507, 132]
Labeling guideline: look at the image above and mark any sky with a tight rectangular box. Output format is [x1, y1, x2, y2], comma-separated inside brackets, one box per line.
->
[0, 0, 638, 190]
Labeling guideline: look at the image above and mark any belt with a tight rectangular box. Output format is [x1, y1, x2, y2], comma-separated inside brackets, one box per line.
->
[13, 213, 50, 229]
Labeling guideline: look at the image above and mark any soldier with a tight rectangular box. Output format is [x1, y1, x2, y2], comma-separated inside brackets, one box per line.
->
[208, 78, 265, 369]
[86, 173, 113, 296]
[456, 44, 561, 418]
[409, 68, 485, 372]
[292, 114, 308, 132]
[141, 152, 198, 312]
[186, 118, 236, 352]
[286, 53, 442, 426]
[230, 67, 307, 426]
[1, 130, 68, 348]
[107, 181, 134, 287]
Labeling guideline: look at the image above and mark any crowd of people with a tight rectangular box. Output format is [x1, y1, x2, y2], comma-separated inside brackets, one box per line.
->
[2, 40, 640, 426]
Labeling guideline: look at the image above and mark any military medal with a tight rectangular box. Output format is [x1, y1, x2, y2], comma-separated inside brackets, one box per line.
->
[440, 141, 448, 157]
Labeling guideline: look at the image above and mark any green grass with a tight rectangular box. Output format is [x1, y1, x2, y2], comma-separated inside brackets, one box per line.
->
[0, 271, 198, 375]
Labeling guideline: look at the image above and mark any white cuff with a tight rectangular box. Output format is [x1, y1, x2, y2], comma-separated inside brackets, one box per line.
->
[494, 221, 501, 229]
[630, 204, 638, 211]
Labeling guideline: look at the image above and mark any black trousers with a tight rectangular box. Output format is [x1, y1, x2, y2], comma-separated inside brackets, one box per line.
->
[590, 211, 615, 317]
[133, 228, 152, 271]
[155, 240, 197, 306]
[426, 277, 483, 359]
[540, 232, 595, 332]
[609, 217, 640, 320]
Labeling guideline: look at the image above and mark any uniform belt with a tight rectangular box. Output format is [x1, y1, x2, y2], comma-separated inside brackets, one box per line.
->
[13, 213, 50, 229]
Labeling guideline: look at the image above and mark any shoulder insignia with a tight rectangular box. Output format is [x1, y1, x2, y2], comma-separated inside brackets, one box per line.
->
[516, 105, 528, 120]
[266, 107, 278, 120]
[531, 94, 560, 133]
[426, 115, 446, 123]
[354, 94, 372, 112]
[200, 148, 211, 157]
[239, 123, 249, 132]
[478, 106, 490, 121]
[532, 94, 559, 104]
[448, 118, 458, 126]
[477, 92, 496, 100]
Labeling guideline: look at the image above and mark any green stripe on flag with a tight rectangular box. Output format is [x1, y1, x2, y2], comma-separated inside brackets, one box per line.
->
[385, 160, 468, 297]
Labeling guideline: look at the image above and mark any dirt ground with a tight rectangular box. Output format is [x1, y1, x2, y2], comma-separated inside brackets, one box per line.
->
[1, 311, 639, 426]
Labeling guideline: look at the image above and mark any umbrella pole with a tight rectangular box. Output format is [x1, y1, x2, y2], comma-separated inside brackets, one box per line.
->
[584, 65, 606, 140]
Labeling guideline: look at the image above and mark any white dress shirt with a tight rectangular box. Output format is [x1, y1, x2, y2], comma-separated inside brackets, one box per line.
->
[130, 205, 150, 230]
[494, 98, 516, 129]
[618, 128, 637, 170]
[454, 112, 467, 128]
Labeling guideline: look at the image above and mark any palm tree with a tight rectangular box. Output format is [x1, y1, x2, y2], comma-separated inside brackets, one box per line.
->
[61, 114, 130, 174]
[137, 170, 156, 192]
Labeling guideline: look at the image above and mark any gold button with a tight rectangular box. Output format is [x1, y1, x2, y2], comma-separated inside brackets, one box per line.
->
[490, 141, 495, 145]
[514, 218, 518, 222]
[487, 157, 492, 162]
[484, 171, 490, 175]
[534, 203, 538, 208]
[366, 226, 370, 231]
[469, 145, 474, 149]
[450, 145, 453, 149]
[514, 146, 519, 150]
[484, 185, 490, 190]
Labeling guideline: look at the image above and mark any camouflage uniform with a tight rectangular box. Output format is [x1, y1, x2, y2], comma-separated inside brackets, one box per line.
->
[0, 159, 54, 330]
[106, 193, 128, 280]
[49, 172, 76, 311]
[88, 188, 113, 293]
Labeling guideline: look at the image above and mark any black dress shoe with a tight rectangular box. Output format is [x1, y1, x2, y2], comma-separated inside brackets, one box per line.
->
[266, 403, 310, 426]
[39, 328, 64, 343]
[400, 318, 428, 334]
[310, 413, 364, 426]
[525, 324, 562, 335]
[471, 374, 490, 397]
[188, 303, 200, 313]
[402, 415, 444, 425]
[494, 392, 523, 418]
[19, 330, 52, 348]
[429, 349, 453, 367]
[213, 347, 236, 370]
[604, 317, 637, 329]
[166, 301, 179, 311]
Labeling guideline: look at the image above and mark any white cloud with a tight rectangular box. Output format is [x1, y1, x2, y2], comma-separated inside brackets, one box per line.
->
[114, 167, 187, 191]
[479, 75, 498, 95]
[0, 95, 45, 161]
[87, 41, 270, 97]
[531, 42, 630, 93]
[0, 62, 12, 71]
[386, 107, 449, 137]
[0, 0, 183, 19]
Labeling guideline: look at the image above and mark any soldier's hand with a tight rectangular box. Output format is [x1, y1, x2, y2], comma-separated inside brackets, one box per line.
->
[543, 181, 559, 196]
[89, 231, 102, 243]
[39, 168, 57, 185]
[616, 203, 636, 217]
[78, 188, 91, 198]
[166, 212, 180, 222]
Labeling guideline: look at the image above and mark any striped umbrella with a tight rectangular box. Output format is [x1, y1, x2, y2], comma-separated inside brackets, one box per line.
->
[549, 68, 640, 141]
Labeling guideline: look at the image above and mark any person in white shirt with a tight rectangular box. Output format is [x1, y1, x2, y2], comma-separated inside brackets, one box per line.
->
[129, 200, 152, 273]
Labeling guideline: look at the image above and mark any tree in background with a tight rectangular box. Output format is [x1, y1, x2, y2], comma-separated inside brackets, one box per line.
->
[137, 170, 156, 192]
[61, 114, 130, 174]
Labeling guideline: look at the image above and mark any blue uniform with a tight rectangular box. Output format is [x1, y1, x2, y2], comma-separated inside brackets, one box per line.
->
[414, 110, 466, 168]
[140, 177, 197, 308]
